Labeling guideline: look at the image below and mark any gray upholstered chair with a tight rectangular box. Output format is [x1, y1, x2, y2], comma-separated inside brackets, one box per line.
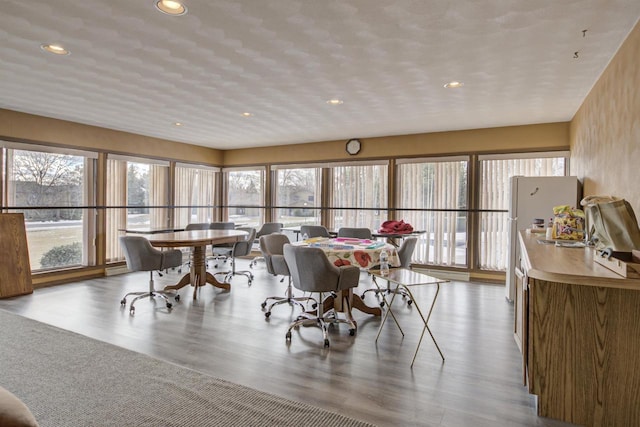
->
[119, 235, 183, 314]
[249, 222, 283, 268]
[363, 237, 418, 305]
[259, 234, 316, 318]
[337, 227, 373, 239]
[209, 221, 236, 267]
[299, 225, 331, 239]
[214, 227, 256, 285]
[283, 244, 359, 348]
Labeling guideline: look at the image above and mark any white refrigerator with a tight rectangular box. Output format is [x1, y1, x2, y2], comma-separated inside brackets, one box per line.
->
[505, 176, 581, 300]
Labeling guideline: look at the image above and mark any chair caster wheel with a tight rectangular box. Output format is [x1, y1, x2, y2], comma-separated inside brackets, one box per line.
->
[349, 329, 356, 336]
[407, 300, 413, 306]
[265, 312, 271, 318]
[324, 339, 330, 348]
[166, 302, 172, 309]
[361, 293, 366, 299]
[380, 301, 385, 308]
[261, 302, 267, 308]
[129, 307, 135, 315]
[285, 331, 292, 341]
[120, 298, 126, 305]
[175, 294, 180, 302]
[311, 303, 318, 309]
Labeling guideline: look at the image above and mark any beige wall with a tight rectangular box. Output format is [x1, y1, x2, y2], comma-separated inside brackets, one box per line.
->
[0, 109, 224, 165]
[570, 20, 640, 214]
[224, 122, 569, 165]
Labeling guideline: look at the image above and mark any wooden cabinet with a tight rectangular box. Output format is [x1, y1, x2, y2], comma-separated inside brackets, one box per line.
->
[518, 232, 640, 426]
[0, 213, 33, 298]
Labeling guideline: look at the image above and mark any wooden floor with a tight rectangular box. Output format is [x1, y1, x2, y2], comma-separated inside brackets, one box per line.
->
[0, 259, 574, 427]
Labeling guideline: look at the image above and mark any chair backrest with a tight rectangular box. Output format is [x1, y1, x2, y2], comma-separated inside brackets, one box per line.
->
[119, 235, 162, 272]
[210, 222, 235, 230]
[259, 233, 290, 276]
[185, 223, 210, 231]
[300, 225, 331, 238]
[397, 237, 418, 267]
[283, 244, 341, 293]
[231, 227, 257, 257]
[256, 222, 283, 238]
[337, 227, 373, 239]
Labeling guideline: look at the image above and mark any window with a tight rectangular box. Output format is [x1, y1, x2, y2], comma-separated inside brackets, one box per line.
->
[396, 157, 468, 266]
[273, 166, 322, 227]
[478, 153, 568, 270]
[329, 162, 388, 230]
[2, 142, 96, 271]
[174, 164, 218, 227]
[225, 167, 265, 227]
[105, 156, 169, 262]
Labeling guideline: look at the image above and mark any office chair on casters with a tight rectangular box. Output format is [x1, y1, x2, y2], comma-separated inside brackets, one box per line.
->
[259, 233, 316, 318]
[249, 222, 283, 268]
[299, 225, 331, 239]
[209, 222, 236, 267]
[283, 244, 360, 348]
[363, 237, 418, 306]
[214, 227, 256, 285]
[119, 236, 183, 315]
[337, 227, 373, 240]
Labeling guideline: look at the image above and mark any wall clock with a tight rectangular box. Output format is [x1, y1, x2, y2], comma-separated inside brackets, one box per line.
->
[346, 139, 361, 155]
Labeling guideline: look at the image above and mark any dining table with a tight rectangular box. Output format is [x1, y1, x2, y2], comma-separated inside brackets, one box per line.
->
[292, 237, 400, 318]
[146, 229, 248, 299]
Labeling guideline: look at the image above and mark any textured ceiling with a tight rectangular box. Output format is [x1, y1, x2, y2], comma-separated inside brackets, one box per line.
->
[1, 1, 639, 150]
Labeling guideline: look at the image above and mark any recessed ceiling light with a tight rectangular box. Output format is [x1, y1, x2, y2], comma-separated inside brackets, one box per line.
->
[174, 122, 183, 126]
[326, 99, 343, 105]
[154, 0, 187, 16]
[444, 81, 464, 89]
[40, 44, 70, 55]
[241, 112, 253, 117]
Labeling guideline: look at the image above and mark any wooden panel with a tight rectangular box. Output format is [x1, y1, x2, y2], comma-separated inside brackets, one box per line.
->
[529, 278, 640, 426]
[0, 213, 33, 298]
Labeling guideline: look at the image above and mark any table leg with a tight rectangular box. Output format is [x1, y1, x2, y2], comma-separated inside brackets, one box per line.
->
[372, 277, 404, 337]
[406, 283, 444, 367]
[163, 245, 231, 299]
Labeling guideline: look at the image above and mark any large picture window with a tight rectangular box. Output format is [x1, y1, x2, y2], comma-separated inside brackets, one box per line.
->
[225, 167, 265, 227]
[2, 142, 96, 271]
[329, 162, 388, 230]
[174, 164, 218, 227]
[396, 157, 468, 267]
[273, 165, 322, 227]
[105, 156, 169, 262]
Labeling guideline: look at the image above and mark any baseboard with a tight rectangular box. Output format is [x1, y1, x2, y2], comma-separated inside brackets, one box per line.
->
[105, 265, 130, 276]
[412, 268, 470, 282]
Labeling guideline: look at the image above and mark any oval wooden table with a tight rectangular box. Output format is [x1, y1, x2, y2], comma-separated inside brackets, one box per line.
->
[146, 229, 249, 299]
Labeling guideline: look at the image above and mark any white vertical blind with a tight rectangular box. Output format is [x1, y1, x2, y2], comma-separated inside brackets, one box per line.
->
[397, 159, 468, 266]
[105, 159, 127, 262]
[330, 164, 388, 229]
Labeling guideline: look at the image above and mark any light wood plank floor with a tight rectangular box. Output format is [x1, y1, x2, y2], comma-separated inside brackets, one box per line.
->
[0, 260, 574, 427]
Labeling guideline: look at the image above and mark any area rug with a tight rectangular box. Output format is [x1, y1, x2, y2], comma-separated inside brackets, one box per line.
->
[0, 309, 375, 427]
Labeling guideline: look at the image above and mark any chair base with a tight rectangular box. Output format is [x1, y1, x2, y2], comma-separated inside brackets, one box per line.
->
[261, 295, 317, 318]
[249, 256, 264, 268]
[285, 293, 356, 348]
[215, 269, 254, 286]
[120, 274, 180, 315]
[362, 284, 413, 306]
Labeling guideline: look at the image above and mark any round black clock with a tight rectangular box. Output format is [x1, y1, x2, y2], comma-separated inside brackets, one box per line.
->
[346, 139, 361, 155]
